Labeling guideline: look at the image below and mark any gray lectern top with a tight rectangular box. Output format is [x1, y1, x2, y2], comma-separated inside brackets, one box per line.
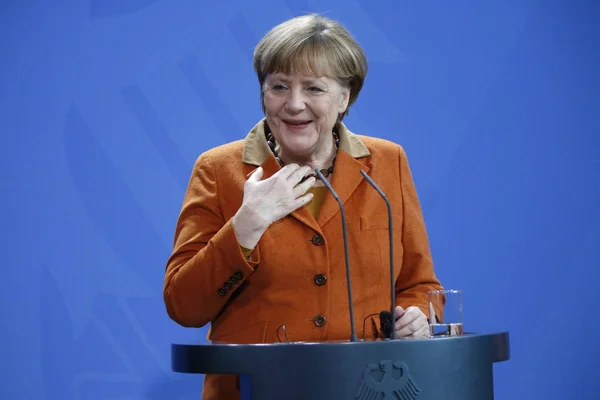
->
[172, 332, 510, 400]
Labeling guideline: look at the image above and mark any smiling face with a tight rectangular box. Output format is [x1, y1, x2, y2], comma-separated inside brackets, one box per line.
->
[253, 14, 369, 161]
[262, 72, 350, 160]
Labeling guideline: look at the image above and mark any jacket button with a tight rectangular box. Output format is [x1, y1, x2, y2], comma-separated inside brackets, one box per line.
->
[314, 274, 327, 286]
[311, 234, 324, 246]
[314, 314, 327, 327]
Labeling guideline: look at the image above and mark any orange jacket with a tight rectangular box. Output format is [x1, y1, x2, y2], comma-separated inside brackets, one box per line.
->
[164, 119, 443, 399]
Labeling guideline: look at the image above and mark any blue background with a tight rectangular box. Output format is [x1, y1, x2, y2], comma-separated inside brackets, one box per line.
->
[2, 0, 599, 399]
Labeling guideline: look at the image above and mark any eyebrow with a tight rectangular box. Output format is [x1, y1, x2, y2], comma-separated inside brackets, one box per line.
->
[267, 75, 326, 85]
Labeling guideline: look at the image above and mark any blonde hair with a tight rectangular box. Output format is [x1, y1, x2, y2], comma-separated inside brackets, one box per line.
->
[253, 14, 368, 119]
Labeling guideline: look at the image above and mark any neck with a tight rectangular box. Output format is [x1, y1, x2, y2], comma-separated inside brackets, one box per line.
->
[277, 133, 336, 171]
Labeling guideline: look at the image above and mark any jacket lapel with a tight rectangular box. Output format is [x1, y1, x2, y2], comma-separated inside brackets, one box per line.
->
[316, 150, 370, 227]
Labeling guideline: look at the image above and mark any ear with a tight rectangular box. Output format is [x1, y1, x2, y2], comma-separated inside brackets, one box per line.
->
[338, 87, 350, 114]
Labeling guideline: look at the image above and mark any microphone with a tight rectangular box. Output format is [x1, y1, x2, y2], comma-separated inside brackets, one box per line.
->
[314, 168, 358, 342]
[360, 170, 396, 340]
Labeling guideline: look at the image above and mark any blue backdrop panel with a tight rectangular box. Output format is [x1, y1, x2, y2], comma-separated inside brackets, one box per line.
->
[1, 0, 598, 399]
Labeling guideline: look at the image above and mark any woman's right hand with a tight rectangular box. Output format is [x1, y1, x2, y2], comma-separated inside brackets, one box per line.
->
[232, 164, 316, 249]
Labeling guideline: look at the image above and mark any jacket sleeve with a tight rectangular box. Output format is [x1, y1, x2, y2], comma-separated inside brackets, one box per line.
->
[163, 153, 259, 328]
[394, 145, 444, 317]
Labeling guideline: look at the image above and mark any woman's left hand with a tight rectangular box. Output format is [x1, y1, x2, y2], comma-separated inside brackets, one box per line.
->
[394, 306, 429, 338]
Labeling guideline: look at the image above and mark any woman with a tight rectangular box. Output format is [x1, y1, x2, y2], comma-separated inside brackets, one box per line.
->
[164, 13, 443, 400]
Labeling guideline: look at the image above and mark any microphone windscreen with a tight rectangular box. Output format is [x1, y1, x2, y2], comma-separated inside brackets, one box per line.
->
[379, 310, 394, 338]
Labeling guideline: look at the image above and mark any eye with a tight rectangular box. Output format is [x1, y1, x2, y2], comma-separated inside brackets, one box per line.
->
[271, 84, 288, 92]
[307, 86, 324, 93]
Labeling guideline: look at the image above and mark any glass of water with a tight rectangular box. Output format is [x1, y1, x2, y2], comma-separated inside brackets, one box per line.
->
[428, 289, 463, 337]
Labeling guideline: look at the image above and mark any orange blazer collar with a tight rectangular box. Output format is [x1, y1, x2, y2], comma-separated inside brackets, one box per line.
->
[242, 118, 370, 168]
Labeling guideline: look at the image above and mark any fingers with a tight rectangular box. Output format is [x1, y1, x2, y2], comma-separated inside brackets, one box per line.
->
[285, 165, 314, 183]
[394, 308, 418, 333]
[267, 163, 315, 186]
[277, 163, 301, 179]
[247, 167, 264, 182]
[408, 324, 431, 338]
[393, 306, 406, 320]
[292, 176, 316, 198]
[292, 192, 314, 209]
[394, 306, 428, 338]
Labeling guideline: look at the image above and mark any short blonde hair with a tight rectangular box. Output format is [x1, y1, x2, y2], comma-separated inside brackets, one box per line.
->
[253, 14, 368, 119]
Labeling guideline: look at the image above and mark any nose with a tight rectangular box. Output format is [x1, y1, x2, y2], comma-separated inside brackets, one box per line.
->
[284, 88, 306, 113]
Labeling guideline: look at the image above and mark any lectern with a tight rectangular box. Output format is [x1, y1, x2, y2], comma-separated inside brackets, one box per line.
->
[171, 332, 509, 399]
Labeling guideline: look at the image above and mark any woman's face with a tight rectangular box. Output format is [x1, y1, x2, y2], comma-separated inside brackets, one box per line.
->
[263, 72, 349, 159]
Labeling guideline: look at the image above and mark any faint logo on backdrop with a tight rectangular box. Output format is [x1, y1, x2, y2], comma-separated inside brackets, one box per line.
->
[43, 0, 410, 398]
[41, 267, 201, 399]
[355, 360, 421, 400]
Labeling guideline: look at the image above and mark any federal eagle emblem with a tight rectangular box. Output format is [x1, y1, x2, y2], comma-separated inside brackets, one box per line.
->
[354, 360, 421, 400]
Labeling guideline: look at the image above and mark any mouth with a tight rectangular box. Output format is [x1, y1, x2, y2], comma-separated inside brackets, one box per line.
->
[282, 119, 312, 129]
